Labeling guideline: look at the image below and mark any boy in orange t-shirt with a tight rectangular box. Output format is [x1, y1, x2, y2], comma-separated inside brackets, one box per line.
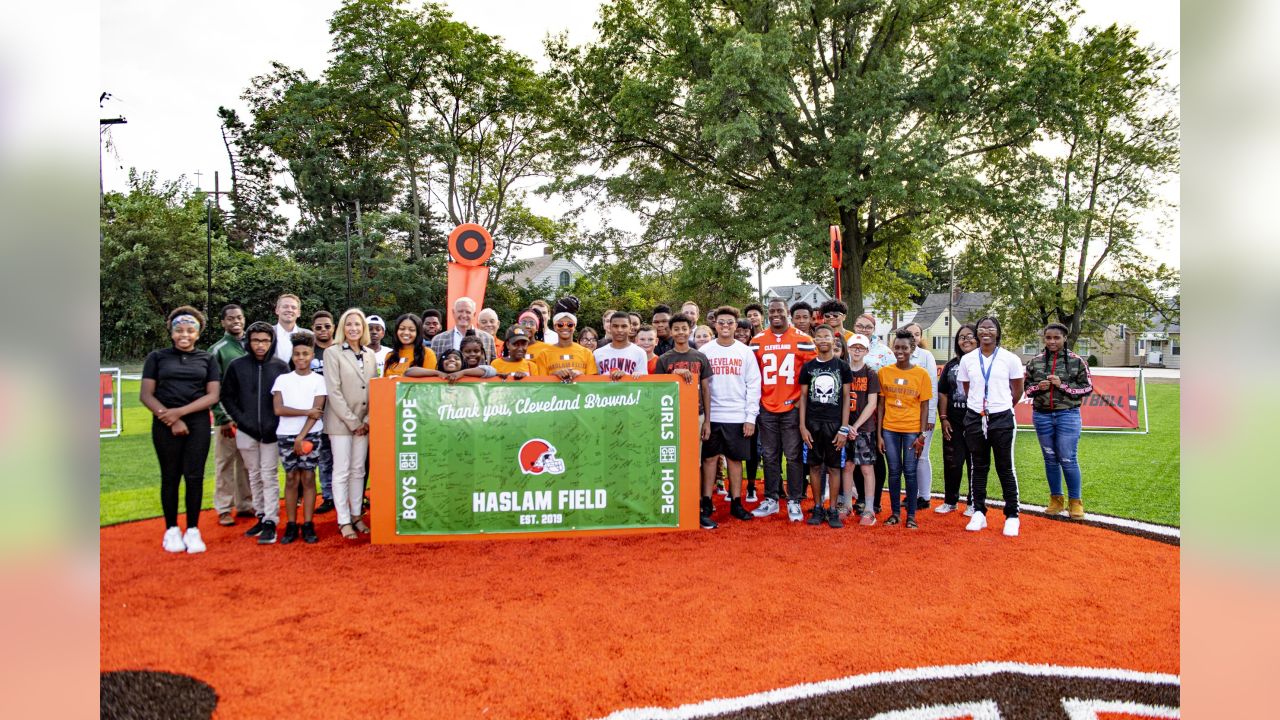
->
[876, 329, 933, 529]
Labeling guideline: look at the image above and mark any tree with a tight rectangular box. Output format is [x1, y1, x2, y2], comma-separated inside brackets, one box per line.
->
[217, 106, 286, 252]
[546, 0, 1077, 316]
[961, 24, 1179, 349]
[100, 171, 237, 358]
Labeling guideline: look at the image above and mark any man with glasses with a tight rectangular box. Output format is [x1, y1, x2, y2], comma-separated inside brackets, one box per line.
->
[749, 298, 815, 521]
[852, 312, 894, 514]
[309, 311, 337, 514]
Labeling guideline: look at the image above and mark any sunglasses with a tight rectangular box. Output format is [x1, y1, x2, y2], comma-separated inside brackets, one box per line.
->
[554, 322, 576, 329]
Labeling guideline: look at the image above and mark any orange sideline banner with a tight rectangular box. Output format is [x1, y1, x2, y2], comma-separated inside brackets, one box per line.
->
[369, 375, 701, 543]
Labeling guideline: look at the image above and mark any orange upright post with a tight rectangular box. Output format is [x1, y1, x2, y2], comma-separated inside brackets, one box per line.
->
[445, 223, 495, 328]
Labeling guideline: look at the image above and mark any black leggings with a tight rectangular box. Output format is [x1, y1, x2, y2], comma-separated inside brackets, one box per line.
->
[942, 410, 973, 506]
[152, 414, 211, 529]
[963, 409, 1019, 517]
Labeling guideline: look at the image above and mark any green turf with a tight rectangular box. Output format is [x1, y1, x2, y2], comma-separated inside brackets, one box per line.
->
[100, 379, 1180, 527]
[927, 382, 1180, 526]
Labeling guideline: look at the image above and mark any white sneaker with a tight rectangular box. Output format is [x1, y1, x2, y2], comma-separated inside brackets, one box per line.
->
[183, 528, 207, 554]
[1002, 517, 1020, 537]
[934, 503, 955, 514]
[751, 498, 779, 518]
[963, 505, 976, 517]
[786, 500, 803, 522]
[162, 527, 186, 553]
[964, 512, 987, 532]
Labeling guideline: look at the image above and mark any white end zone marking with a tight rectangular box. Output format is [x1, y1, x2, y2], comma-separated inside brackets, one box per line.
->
[871, 700, 1003, 720]
[1062, 698, 1179, 719]
[594, 663, 1181, 720]
[934, 494, 1180, 540]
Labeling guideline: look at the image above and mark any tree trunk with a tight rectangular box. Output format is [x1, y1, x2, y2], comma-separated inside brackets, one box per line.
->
[406, 156, 423, 263]
[837, 207, 867, 317]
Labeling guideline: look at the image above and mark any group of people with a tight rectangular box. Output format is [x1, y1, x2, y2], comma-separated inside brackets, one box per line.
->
[141, 290, 1092, 552]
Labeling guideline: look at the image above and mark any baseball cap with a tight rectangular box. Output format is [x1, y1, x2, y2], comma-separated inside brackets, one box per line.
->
[850, 333, 870, 348]
[505, 326, 530, 343]
[367, 315, 385, 328]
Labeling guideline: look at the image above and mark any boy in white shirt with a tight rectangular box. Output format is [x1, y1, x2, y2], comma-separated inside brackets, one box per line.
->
[594, 312, 649, 379]
[272, 333, 328, 545]
[700, 306, 762, 523]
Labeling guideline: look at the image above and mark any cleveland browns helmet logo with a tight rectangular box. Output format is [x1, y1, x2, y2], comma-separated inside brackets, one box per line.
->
[518, 439, 566, 475]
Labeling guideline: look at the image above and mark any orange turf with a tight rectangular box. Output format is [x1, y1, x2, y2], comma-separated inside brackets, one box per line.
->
[101, 499, 1178, 719]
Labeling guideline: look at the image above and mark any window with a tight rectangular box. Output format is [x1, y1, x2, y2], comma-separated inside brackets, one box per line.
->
[1077, 339, 1092, 354]
[933, 336, 946, 350]
[558, 270, 571, 287]
[1117, 324, 1127, 340]
[1022, 343, 1039, 355]
[1171, 338, 1180, 356]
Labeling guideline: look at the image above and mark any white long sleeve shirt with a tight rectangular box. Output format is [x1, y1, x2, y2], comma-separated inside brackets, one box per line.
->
[910, 346, 940, 424]
[701, 340, 762, 424]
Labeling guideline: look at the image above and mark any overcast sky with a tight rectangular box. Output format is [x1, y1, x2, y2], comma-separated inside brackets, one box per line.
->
[100, 0, 1179, 290]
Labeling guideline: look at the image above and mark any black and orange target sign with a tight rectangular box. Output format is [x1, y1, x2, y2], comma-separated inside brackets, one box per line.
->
[447, 224, 494, 267]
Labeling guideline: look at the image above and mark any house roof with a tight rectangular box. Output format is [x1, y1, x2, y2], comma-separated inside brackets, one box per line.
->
[506, 255, 585, 287]
[910, 292, 992, 329]
[765, 284, 830, 303]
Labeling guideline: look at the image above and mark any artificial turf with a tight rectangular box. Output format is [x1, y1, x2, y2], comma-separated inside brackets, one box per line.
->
[100, 498, 1179, 719]
[100, 380, 1181, 527]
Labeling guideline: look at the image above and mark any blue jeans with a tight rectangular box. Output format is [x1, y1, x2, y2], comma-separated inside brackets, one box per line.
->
[1032, 408, 1082, 499]
[318, 433, 334, 501]
[883, 431, 920, 519]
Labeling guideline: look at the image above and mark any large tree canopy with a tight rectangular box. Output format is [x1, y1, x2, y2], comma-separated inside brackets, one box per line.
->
[546, 0, 1079, 315]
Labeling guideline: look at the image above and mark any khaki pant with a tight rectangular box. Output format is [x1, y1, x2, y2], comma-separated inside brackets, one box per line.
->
[213, 425, 253, 515]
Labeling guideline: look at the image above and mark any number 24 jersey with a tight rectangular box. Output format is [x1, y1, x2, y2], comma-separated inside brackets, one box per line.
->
[749, 327, 816, 413]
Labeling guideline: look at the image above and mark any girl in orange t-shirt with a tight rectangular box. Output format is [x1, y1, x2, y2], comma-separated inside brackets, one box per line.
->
[491, 326, 538, 378]
[876, 329, 933, 529]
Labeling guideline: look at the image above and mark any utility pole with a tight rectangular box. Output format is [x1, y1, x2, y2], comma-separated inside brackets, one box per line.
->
[947, 257, 955, 360]
[345, 214, 352, 309]
[197, 171, 233, 319]
[99, 92, 126, 204]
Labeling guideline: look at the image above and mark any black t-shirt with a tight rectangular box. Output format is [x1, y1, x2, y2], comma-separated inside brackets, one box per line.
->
[799, 357, 853, 424]
[655, 348, 711, 413]
[937, 357, 968, 419]
[847, 363, 881, 432]
[142, 347, 220, 413]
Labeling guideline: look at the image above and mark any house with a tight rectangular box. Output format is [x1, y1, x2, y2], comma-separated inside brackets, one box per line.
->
[909, 291, 993, 364]
[1135, 322, 1180, 369]
[505, 249, 587, 299]
[1014, 324, 1142, 368]
[764, 284, 831, 309]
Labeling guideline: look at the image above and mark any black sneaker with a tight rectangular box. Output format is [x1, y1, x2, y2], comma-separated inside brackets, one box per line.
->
[699, 515, 718, 530]
[854, 501, 866, 515]
[884, 515, 900, 526]
[746, 487, 758, 502]
[257, 521, 277, 545]
[729, 499, 753, 521]
[280, 522, 299, 545]
[243, 519, 264, 537]
[807, 506, 826, 525]
[700, 496, 715, 518]
[301, 522, 319, 544]
[828, 508, 844, 528]
[315, 499, 335, 514]
[916, 498, 930, 510]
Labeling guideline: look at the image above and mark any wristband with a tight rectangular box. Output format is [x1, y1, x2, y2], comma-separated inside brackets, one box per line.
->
[839, 425, 852, 436]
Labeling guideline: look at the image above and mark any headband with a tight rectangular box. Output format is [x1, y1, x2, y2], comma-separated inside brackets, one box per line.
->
[518, 310, 540, 324]
[552, 312, 577, 325]
[171, 314, 201, 331]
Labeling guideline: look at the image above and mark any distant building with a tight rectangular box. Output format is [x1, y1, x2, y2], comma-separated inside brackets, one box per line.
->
[764, 284, 831, 309]
[504, 248, 587, 300]
[909, 291, 993, 363]
[1134, 322, 1180, 369]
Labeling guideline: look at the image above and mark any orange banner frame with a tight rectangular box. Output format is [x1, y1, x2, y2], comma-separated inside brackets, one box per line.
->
[445, 223, 494, 329]
[369, 374, 702, 543]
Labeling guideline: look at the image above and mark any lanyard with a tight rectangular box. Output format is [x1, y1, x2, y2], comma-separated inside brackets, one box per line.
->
[977, 349, 996, 415]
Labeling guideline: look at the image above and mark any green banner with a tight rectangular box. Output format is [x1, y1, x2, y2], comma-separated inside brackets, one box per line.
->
[394, 381, 681, 535]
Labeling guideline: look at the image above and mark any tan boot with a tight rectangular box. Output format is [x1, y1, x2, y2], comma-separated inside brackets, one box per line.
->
[1068, 498, 1084, 519]
[1046, 495, 1066, 515]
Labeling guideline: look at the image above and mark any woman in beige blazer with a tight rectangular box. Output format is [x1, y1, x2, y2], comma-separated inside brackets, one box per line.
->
[323, 308, 377, 540]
